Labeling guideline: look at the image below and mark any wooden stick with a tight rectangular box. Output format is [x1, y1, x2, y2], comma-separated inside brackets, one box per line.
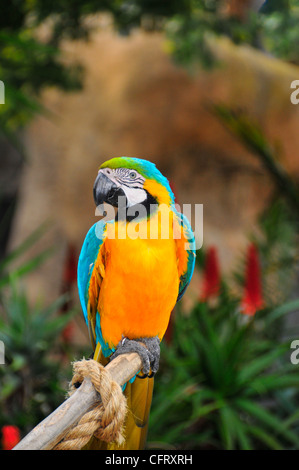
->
[13, 352, 142, 450]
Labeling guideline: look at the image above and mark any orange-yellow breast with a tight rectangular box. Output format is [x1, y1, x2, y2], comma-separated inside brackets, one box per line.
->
[97, 212, 181, 349]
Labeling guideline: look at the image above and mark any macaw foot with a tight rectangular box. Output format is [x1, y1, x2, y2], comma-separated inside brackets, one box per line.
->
[110, 336, 160, 377]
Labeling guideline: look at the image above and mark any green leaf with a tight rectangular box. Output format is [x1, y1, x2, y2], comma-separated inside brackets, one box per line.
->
[283, 408, 299, 428]
[238, 345, 288, 385]
[265, 299, 299, 326]
[249, 372, 299, 395]
[191, 401, 222, 421]
[0, 247, 54, 287]
[0, 222, 51, 272]
[247, 425, 283, 450]
[236, 398, 298, 445]
[218, 405, 236, 450]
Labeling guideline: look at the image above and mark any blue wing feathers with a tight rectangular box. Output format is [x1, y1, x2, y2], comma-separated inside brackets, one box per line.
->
[77, 221, 106, 325]
[77, 220, 114, 357]
[172, 208, 196, 302]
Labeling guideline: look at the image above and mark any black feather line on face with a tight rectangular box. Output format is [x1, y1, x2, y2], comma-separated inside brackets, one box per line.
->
[116, 191, 158, 222]
[120, 181, 144, 190]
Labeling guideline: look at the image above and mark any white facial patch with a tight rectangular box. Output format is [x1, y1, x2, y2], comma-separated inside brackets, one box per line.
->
[121, 186, 147, 207]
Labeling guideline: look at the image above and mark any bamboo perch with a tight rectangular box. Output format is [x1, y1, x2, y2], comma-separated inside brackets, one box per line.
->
[13, 352, 142, 450]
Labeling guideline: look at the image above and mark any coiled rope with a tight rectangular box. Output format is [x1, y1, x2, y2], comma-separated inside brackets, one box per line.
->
[54, 359, 127, 450]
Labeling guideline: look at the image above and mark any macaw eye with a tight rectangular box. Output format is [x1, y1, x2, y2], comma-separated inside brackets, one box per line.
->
[129, 171, 137, 179]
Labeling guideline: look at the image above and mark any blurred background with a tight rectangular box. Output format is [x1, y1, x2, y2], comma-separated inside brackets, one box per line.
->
[2, 0, 299, 450]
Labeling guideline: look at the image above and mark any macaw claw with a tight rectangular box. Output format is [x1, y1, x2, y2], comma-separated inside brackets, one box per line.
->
[110, 336, 160, 377]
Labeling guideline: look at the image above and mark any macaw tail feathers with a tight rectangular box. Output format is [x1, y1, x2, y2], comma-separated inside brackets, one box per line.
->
[83, 346, 154, 450]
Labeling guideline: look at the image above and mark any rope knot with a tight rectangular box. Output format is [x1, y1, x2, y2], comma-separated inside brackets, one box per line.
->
[54, 359, 127, 450]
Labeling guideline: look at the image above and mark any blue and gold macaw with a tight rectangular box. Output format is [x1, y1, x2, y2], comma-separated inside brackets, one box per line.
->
[77, 157, 196, 449]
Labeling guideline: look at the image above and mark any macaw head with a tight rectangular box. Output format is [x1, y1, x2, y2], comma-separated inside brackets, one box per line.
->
[93, 157, 175, 217]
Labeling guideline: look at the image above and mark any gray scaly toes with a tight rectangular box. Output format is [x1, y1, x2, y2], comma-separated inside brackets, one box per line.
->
[110, 336, 160, 377]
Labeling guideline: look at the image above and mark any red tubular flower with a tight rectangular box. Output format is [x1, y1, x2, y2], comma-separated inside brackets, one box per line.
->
[200, 246, 220, 301]
[164, 310, 174, 345]
[1, 425, 20, 450]
[60, 243, 77, 344]
[241, 243, 264, 316]
[62, 322, 74, 343]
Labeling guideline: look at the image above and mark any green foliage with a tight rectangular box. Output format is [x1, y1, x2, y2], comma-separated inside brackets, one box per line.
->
[0, 226, 76, 440]
[0, 1, 86, 142]
[0, 223, 53, 289]
[0, 286, 73, 433]
[2, 1, 299, 145]
[231, 198, 299, 307]
[214, 105, 299, 213]
[0, 0, 191, 142]
[253, 199, 298, 306]
[261, 1, 299, 62]
[164, 1, 299, 69]
[213, 104, 299, 307]
[106, 0, 192, 32]
[148, 297, 299, 449]
[165, 3, 261, 70]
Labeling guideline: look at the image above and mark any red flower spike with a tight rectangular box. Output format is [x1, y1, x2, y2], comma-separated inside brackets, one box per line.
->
[164, 310, 174, 345]
[241, 243, 264, 316]
[62, 322, 74, 343]
[59, 243, 77, 344]
[200, 246, 220, 301]
[62, 243, 78, 286]
[2, 425, 20, 450]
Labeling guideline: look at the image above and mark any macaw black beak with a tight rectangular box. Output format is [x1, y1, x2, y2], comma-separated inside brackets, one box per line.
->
[93, 172, 125, 207]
